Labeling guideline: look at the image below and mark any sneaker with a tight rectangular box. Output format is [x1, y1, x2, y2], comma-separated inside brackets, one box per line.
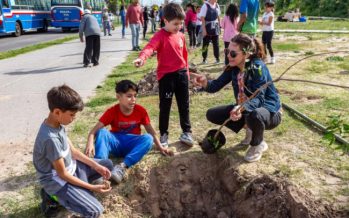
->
[201, 60, 208, 65]
[160, 133, 169, 147]
[108, 34, 112, 36]
[270, 57, 276, 64]
[136, 46, 141, 51]
[179, 132, 194, 146]
[240, 128, 252, 146]
[93, 63, 99, 66]
[40, 188, 60, 217]
[111, 164, 126, 183]
[244, 141, 268, 163]
[215, 59, 220, 64]
[91, 177, 104, 185]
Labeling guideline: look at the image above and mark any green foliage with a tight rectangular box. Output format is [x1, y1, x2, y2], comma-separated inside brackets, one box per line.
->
[323, 115, 349, 153]
[275, 0, 349, 18]
[326, 56, 344, 62]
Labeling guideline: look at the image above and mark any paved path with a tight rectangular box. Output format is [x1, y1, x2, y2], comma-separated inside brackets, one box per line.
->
[0, 26, 134, 145]
[0, 28, 75, 52]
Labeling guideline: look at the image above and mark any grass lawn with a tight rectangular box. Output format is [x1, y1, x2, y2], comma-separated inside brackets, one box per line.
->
[1, 30, 349, 217]
[275, 19, 349, 30]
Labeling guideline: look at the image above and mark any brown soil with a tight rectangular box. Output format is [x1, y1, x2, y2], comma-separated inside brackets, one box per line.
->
[101, 154, 346, 218]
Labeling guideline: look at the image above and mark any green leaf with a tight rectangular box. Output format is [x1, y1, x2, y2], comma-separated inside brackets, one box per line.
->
[343, 124, 349, 133]
[323, 132, 335, 145]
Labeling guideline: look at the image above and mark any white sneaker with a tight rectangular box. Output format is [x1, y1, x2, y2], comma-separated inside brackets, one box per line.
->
[244, 141, 268, 163]
[160, 133, 169, 147]
[179, 132, 194, 146]
[270, 57, 276, 64]
[240, 128, 252, 146]
[111, 164, 126, 183]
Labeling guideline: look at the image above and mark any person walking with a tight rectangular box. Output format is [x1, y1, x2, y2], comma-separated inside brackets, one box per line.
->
[79, 9, 101, 67]
[221, 3, 239, 65]
[143, 6, 149, 39]
[237, 0, 259, 38]
[195, 6, 202, 47]
[185, 3, 197, 50]
[120, 4, 126, 38]
[199, 0, 221, 64]
[149, 7, 156, 33]
[102, 7, 112, 36]
[260, 1, 275, 64]
[126, 0, 144, 51]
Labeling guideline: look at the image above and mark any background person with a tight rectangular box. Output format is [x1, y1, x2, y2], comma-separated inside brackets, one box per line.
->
[126, 0, 144, 51]
[221, 3, 239, 65]
[102, 7, 112, 36]
[199, 0, 221, 64]
[79, 9, 101, 67]
[120, 4, 126, 38]
[237, 0, 259, 37]
[260, 1, 275, 64]
[185, 3, 197, 49]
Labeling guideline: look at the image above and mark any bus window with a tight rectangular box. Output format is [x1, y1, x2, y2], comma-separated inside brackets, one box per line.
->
[2, 0, 9, 8]
[51, 0, 81, 7]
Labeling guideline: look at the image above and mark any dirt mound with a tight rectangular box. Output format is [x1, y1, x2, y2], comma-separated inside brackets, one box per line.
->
[137, 66, 213, 96]
[102, 154, 344, 218]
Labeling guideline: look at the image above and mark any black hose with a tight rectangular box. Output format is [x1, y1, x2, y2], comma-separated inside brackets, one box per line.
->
[282, 103, 349, 146]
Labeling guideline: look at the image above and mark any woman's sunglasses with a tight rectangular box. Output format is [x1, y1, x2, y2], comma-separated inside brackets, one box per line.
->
[224, 49, 242, 58]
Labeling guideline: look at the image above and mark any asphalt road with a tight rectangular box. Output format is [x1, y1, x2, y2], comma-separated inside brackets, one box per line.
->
[0, 27, 132, 145]
[0, 28, 76, 52]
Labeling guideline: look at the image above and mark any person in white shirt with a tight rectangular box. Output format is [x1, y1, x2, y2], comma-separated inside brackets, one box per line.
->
[259, 1, 275, 64]
[199, 0, 221, 64]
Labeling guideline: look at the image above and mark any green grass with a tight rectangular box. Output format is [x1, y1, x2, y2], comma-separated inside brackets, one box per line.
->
[273, 42, 301, 51]
[0, 35, 78, 60]
[275, 20, 349, 30]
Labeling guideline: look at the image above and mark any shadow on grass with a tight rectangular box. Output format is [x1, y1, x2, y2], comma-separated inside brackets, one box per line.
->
[0, 172, 36, 192]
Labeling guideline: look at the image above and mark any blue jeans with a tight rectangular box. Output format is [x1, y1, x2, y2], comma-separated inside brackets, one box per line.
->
[121, 16, 126, 37]
[103, 21, 110, 36]
[130, 23, 140, 48]
[94, 128, 153, 167]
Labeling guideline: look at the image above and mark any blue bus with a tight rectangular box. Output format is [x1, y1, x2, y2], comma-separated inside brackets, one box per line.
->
[0, 0, 51, 36]
[51, 0, 104, 32]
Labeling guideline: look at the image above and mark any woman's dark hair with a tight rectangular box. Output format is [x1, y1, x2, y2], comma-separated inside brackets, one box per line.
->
[47, 85, 84, 112]
[115, 80, 138, 94]
[144, 6, 148, 12]
[226, 3, 239, 24]
[186, 3, 196, 14]
[120, 5, 124, 10]
[231, 34, 265, 60]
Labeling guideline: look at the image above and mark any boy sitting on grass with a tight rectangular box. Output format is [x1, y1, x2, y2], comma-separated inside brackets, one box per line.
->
[133, 3, 194, 147]
[85, 80, 172, 184]
[33, 85, 113, 218]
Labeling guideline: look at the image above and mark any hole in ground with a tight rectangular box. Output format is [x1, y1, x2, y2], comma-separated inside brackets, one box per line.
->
[102, 153, 345, 218]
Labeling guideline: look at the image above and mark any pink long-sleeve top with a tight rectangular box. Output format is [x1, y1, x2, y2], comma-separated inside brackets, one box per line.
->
[220, 15, 239, 42]
[185, 9, 197, 27]
[126, 3, 144, 25]
[139, 29, 188, 81]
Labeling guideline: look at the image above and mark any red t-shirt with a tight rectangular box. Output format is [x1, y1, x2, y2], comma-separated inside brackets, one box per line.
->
[99, 104, 150, 135]
[139, 29, 188, 81]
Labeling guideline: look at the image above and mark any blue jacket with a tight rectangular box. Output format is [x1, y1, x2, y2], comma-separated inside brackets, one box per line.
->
[206, 58, 281, 113]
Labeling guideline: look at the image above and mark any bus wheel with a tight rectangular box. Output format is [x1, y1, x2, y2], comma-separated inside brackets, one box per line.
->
[62, 27, 71, 33]
[13, 22, 22, 37]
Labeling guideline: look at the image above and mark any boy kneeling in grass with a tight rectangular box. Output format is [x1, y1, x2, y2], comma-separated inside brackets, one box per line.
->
[85, 80, 172, 184]
[33, 85, 113, 218]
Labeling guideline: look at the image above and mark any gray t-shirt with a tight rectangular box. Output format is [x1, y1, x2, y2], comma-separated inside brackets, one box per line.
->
[33, 122, 77, 195]
[79, 14, 101, 38]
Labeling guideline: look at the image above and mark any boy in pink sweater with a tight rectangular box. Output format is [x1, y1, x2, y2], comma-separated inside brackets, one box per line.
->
[133, 3, 194, 148]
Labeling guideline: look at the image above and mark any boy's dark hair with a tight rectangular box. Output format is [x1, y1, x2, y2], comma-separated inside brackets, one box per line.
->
[115, 80, 138, 94]
[226, 3, 239, 24]
[163, 3, 185, 21]
[47, 85, 84, 112]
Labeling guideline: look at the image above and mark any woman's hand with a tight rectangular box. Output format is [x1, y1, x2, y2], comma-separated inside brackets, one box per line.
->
[191, 73, 208, 89]
[159, 147, 174, 156]
[230, 105, 242, 121]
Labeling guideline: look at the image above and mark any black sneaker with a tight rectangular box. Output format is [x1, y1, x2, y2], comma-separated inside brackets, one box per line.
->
[40, 188, 60, 217]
